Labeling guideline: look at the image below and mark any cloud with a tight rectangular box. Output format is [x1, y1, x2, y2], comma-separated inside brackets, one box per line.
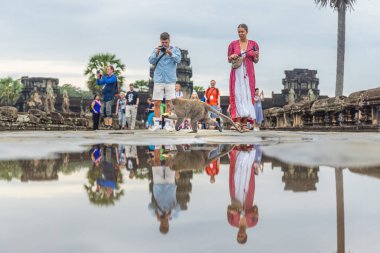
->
[0, 0, 379, 96]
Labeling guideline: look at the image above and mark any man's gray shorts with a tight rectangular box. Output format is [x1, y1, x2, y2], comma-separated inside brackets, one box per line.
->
[102, 100, 113, 118]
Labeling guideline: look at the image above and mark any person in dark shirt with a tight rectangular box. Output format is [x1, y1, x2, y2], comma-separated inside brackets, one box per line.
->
[91, 94, 102, 130]
[126, 83, 139, 130]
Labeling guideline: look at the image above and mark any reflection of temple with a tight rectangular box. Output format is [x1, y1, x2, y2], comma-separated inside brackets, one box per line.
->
[176, 171, 193, 210]
[349, 167, 380, 179]
[282, 165, 319, 192]
[20, 160, 59, 182]
[262, 155, 319, 192]
[0, 152, 91, 182]
[149, 49, 193, 98]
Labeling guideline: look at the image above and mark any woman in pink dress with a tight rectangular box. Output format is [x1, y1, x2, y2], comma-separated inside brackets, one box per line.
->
[228, 24, 260, 132]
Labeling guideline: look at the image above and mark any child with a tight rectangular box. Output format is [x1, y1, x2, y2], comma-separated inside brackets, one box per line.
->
[254, 88, 264, 131]
[145, 98, 155, 129]
[115, 92, 127, 129]
[91, 95, 101, 130]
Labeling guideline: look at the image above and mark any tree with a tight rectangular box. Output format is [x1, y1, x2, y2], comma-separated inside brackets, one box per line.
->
[59, 84, 93, 99]
[314, 0, 357, 97]
[0, 77, 22, 106]
[134, 80, 149, 92]
[193, 85, 205, 92]
[84, 53, 126, 94]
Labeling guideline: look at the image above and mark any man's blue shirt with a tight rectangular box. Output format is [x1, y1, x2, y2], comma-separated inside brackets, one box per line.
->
[148, 46, 181, 84]
[97, 74, 117, 102]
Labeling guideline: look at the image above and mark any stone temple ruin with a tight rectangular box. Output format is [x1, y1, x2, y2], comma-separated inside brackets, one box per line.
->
[0, 76, 89, 130]
[263, 69, 380, 131]
[263, 69, 324, 108]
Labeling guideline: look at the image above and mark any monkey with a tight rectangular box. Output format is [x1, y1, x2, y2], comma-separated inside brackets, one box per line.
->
[167, 98, 243, 133]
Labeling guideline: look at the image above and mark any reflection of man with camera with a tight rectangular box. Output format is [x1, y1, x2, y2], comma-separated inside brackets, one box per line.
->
[148, 32, 182, 131]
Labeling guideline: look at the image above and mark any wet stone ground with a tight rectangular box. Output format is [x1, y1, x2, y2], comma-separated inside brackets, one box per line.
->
[0, 130, 380, 253]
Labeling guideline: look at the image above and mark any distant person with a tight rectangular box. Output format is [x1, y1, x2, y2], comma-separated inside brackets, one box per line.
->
[254, 88, 264, 131]
[228, 24, 259, 132]
[126, 83, 139, 130]
[205, 158, 220, 184]
[90, 145, 102, 165]
[227, 144, 259, 245]
[148, 32, 182, 131]
[145, 98, 155, 129]
[91, 94, 102, 130]
[116, 144, 126, 170]
[96, 66, 119, 129]
[125, 145, 139, 179]
[190, 91, 200, 100]
[205, 80, 221, 128]
[200, 93, 207, 129]
[115, 91, 127, 130]
[175, 82, 184, 98]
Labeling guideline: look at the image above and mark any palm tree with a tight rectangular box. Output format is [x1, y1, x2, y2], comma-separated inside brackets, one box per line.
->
[0, 77, 22, 106]
[84, 53, 126, 94]
[193, 85, 205, 92]
[314, 0, 357, 97]
[134, 80, 149, 92]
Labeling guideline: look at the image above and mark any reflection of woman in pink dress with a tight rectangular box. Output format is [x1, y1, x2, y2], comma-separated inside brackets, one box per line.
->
[228, 24, 260, 132]
[227, 145, 259, 244]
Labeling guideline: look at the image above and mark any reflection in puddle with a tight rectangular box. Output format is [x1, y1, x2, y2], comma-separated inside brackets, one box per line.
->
[1, 143, 380, 252]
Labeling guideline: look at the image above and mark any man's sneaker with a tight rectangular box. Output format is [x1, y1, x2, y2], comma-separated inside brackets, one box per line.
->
[165, 124, 175, 132]
[150, 124, 161, 131]
[254, 127, 260, 131]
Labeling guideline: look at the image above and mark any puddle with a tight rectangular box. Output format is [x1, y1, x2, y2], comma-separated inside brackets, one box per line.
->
[1, 143, 380, 253]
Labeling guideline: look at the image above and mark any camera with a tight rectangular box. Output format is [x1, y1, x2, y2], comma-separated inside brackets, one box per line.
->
[160, 46, 167, 53]
[96, 70, 102, 74]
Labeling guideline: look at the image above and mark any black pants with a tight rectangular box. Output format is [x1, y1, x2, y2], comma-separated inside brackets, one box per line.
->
[93, 113, 100, 130]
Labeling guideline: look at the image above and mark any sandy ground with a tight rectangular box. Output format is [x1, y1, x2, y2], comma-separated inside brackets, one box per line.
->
[0, 129, 380, 168]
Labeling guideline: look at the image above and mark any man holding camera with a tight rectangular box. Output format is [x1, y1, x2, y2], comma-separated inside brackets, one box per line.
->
[96, 66, 118, 129]
[148, 32, 182, 131]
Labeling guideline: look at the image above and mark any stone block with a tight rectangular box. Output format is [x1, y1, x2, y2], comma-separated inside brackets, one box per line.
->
[50, 111, 65, 124]
[0, 106, 18, 122]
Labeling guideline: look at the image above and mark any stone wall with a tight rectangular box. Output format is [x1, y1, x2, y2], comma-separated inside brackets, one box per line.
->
[263, 87, 380, 131]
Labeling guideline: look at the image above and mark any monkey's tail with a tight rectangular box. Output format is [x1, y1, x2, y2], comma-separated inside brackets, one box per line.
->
[205, 104, 243, 133]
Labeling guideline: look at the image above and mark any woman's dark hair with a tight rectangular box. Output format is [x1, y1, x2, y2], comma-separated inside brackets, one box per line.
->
[238, 24, 248, 32]
[93, 94, 98, 100]
[255, 88, 259, 91]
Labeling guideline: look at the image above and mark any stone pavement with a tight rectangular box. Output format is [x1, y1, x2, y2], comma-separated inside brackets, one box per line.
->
[0, 129, 380, 168]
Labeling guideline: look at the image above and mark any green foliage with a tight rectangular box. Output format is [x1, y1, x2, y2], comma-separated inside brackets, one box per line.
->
[193, 85, 205, 92]
[84, 53, 126, 94]
[0, 161, 23, 181]
[134, 80, 149, 92]
[314, 0, 356, 11]
[59, 83, 93, 99]
[0, 77, 22, 106]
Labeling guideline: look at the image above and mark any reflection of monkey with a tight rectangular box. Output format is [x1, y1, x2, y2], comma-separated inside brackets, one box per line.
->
[171, 145, 234, 172]
[168, 98, 242, 133]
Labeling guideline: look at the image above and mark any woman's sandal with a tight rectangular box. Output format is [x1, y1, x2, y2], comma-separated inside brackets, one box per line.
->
[231, 122, 241, 131]
[242, 124, 250, 132]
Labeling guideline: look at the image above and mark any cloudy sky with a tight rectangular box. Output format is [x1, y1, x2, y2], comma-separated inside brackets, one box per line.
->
[0, 0, 379, 97]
